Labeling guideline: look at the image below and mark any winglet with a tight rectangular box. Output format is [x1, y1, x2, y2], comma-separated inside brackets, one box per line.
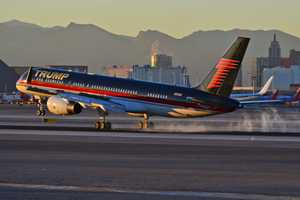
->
[258, 76, 273, 96]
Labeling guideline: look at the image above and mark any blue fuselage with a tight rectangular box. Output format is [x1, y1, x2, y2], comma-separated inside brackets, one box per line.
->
[16, 67, 240, 118]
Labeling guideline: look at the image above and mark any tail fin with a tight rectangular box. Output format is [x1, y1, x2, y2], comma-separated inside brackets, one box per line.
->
[293, 88, 300, 101]
[195, 37, 250, 97]
[271, 89, 279, 100]
[258, 76, 274, 96]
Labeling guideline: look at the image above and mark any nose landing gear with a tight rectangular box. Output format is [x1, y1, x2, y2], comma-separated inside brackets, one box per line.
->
[36, 97, 47, 116]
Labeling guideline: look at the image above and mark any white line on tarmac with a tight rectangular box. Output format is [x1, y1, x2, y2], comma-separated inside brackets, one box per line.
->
[0, 182, 299, 200]
[1, 129, 300, 143]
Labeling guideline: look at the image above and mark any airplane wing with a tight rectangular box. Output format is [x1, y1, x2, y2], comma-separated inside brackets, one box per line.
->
[58, 92, 126, 113]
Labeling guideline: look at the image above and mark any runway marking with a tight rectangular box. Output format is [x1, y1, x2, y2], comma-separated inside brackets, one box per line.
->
[0, 182, 299, 200]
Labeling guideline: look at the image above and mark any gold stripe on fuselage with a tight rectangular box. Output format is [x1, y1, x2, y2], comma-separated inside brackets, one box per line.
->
[16, 83, 52, 98]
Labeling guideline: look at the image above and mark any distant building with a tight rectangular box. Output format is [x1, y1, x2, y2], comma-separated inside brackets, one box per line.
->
[130, 64, 190, 87]
[256, 33, 300, 88]
[290, 49, 300, 65]
[151, 54, 172, 67]
[129, 53, 190, 87]
[263, 65, 300, 91]
[104, 65, 132, 78]
[268, 34, 281, 67]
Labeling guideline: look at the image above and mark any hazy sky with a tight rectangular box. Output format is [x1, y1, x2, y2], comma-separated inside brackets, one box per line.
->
[1, 0, 299, 38]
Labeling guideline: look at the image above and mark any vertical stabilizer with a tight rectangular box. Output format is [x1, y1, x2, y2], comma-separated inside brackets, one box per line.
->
[196, 37, 250, 97]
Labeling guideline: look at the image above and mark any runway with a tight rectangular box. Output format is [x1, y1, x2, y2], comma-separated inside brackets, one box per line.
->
[2, 104, 300, 133]
[1, 105, 300, 199]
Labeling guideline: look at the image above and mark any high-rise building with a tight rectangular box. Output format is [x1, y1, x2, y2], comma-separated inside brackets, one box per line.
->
[151, 54, 172, 67]
[268, 33, 281, 67]
[256, 33, 284, 87]
[130, 64, 190, 87]
[256, 33, 300, 89]
[130, 54, 190, 87]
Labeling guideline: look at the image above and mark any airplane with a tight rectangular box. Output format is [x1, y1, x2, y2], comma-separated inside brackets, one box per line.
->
[250, 88, 300, 106]
[16, 37, 250, 130]
[231, 76, 274, 101]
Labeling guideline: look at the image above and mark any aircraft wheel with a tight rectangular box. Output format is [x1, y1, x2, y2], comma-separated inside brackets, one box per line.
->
[37, 110, 46, 116]
[40, 110, 46, 116]
[95, 122, 111, 130]
[36, 110, 41, 116]
[138, 121, 154, 129]
[95, 122, 103, 130]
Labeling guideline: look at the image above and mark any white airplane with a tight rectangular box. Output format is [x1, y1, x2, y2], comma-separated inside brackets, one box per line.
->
[231, 76, 274, 101]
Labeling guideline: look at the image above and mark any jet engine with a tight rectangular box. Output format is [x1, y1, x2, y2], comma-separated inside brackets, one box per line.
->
[47, 95, 82, 115]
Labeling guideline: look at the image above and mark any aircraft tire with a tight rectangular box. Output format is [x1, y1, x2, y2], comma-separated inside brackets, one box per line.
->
[95, 122, 112, 130]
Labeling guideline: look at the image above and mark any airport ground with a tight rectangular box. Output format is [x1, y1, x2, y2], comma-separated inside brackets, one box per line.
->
[0, 105, 300, 199]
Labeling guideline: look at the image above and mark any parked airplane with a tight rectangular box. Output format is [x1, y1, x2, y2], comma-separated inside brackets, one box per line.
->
[252, 88, 300, 106]
[231, 76, 273, 101]
[16, 37, 250, 130]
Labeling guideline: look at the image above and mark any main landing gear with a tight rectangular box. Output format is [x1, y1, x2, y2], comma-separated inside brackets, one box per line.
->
[138, 114, 154, 129]
[36, 97, 47, 116]
[94, 111, 153, 130]
[95, 108, 112, 130]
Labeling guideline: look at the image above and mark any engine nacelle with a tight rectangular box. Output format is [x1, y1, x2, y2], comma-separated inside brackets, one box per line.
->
[47, 96, 82, 115]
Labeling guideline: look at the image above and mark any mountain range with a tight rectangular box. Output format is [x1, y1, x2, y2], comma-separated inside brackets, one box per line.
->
[1, 20, 300, 85]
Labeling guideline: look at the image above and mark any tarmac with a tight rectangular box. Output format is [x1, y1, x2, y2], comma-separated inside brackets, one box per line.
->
[0, 104, 300, 199]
